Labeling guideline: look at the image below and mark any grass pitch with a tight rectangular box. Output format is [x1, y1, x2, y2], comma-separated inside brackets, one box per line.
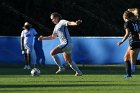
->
[0, 65, 140, 93]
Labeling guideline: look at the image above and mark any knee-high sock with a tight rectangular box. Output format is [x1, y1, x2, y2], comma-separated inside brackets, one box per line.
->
[131, 63, 136, 73]
[52, 55, 63, 69]
[24, 53, 30, 65]
[27, 53, 31, 65]
[69, 61, 82, 73]
[125, 60, 131, 76]
[24, 53, 28, 65]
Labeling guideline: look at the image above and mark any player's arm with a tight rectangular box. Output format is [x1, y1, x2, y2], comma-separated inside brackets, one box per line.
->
[38, 33, 57, 40]
[117, 28, 130, 46]
[20, 36, 25, 54]
[20, 37, 24, 50]
[20, 32, 25, 51]
[67, 20, 82, 26]
[138, 29, 140, 39]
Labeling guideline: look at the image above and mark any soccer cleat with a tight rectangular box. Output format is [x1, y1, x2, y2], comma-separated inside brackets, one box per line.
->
[27, 65, 31, 70]
[24, 65, 28, 69]
[124, 74, 132, 78]
[56, 67, 65, 74]
[131, 71, 135, 74]
[75, 72, 83, 76]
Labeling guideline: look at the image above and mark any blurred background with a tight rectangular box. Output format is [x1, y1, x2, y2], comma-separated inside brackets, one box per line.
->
[0, 0, 140, 36]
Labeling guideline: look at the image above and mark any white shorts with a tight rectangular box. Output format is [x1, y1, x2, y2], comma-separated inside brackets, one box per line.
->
[58, 43, 73, 54]
[24, 44, 33, 54]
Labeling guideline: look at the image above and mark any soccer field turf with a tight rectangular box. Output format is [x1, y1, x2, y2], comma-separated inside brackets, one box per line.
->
[0, 65, 140, 93]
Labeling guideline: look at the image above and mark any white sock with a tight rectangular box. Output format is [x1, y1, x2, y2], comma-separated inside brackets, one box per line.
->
[52, 55, 63, 69]
[69, 61, 82, 73]
[131, 64, 136, 73]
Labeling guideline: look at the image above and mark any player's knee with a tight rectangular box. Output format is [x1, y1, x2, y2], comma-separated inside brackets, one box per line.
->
[64, 59, 68, 63]
[50, 48, 59, 56]
[65, 58, 72, 64]
[50, 52, 54, 56]
[124, 56, 129, 62]
[50, 50, 55, 56]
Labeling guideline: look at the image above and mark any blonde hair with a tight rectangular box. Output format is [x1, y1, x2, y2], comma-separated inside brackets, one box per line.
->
[123, 10, 135, 20]
[23, 22, 32, 30]
[127, 8, 139, 19]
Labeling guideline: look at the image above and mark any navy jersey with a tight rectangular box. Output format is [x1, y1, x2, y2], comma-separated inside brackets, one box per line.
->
[124, 20, 140, 49]
[124, 20, 140, 42]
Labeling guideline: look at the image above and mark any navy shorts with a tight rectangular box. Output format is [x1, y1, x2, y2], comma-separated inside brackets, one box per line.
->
[130, 41, 140, 50]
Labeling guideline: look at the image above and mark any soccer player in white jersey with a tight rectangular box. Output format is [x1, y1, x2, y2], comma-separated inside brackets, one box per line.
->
[38, 12, 83, 76]
[21, 22, 37, 69]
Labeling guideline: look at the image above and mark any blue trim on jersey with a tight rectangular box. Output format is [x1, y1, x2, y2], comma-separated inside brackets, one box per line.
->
[61, 26, 68, 49]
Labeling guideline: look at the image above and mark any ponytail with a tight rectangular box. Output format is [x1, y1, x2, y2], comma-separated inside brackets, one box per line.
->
[128, 8, 139, 19]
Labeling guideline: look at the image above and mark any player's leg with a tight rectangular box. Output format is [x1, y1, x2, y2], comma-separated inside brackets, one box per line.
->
[23, 44, 32, 69]
[23, 52, 28, 69]
[50, 46, 65, 73]
[24, 49, 31, 69]
[130, 48, 140, 74]
[23, 54, 30, 69]
[63, 52, 82, 76]
[26, 53, 31, 69]
[124, 46, 131, 78]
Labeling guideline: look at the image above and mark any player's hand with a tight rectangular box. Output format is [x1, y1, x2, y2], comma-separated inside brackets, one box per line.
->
[117, 41, 123, 46]
[22, 51, 25, 54]
[76, 20, 82, 25]
[38, 36, 43, 40]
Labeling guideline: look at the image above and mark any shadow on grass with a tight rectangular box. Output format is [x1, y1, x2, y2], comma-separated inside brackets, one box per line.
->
[0, 83, 140, 88]
[0, 64, 140, 75]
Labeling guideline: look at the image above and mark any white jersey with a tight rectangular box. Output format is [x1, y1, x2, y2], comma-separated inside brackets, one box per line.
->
[21, 28, 37, 47]
[53, 20, 72, 45]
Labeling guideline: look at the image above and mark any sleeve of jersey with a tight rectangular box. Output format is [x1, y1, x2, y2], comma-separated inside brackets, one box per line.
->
[52, 28, 57, 35]
[61, 20, 69, 26]
[20, 32, 24, 50]
[124, 22, 128, 29]
[21, 31, 24, 37]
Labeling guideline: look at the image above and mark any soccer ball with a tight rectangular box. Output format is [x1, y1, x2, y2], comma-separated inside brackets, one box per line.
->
[31, 68, 40, 76]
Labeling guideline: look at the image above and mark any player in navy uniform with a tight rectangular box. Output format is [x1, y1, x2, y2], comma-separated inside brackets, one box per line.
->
[117, 10, 140, 78]
[38, 12, 83, 76]
[21, 22, 38, 69]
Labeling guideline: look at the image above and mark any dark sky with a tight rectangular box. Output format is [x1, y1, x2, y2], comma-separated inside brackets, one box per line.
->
[0, 0, 140, 36]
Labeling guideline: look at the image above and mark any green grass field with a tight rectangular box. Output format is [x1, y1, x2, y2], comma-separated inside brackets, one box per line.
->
[0, 65, 140, 93]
